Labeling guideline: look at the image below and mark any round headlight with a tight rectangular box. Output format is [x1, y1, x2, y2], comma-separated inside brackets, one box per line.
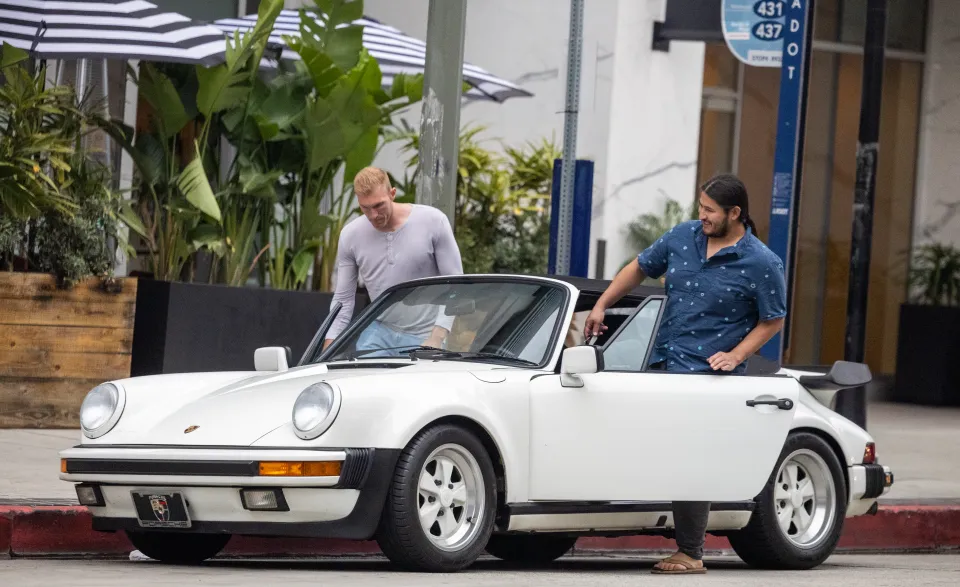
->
[80, 383, 125, 438]
[292, 382, 341, 440]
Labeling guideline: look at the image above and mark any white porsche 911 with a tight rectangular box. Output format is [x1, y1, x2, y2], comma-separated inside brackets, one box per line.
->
[59, 274, 893, 572]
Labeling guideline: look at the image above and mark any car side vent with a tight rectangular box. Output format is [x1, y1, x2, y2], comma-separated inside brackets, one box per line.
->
[336, 448, 374, 489]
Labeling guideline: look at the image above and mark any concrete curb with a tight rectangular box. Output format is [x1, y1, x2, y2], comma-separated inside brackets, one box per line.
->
[2, 504, 959, 558]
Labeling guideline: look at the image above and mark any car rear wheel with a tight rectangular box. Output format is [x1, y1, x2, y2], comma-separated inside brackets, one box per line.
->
[125, 531, 231, 564]
[485, 534, 577, 564]
[375, 424, 497, 572]
[728, 431, 847, 570]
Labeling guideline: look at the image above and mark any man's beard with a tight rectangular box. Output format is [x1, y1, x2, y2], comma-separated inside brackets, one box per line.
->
[703, 217, 729, 237]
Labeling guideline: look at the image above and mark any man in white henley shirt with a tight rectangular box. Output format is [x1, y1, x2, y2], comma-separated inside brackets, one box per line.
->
[323, 167, 463, 352]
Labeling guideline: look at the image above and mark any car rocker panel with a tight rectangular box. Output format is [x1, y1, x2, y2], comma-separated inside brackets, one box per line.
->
[59, 274, 893, 572]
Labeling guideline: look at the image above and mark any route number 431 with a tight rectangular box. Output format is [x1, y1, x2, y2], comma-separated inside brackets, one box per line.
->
[754, 0, 786, 18]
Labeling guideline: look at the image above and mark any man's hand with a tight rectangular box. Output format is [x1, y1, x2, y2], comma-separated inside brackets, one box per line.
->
[423, 326, 449, 349]
[322, 339, 333, 350]
[708, 350, 745, 372]
[583, 306, 608, 339]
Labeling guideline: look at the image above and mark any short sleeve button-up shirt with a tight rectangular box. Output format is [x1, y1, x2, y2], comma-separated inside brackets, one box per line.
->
[636, 220, 787, 374]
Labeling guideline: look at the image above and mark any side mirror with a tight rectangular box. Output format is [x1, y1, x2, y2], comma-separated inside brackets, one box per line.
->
[255, 347, 290, 372]
[560, 345, 604, 387]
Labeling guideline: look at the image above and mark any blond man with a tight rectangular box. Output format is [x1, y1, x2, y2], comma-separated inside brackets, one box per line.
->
[323, 167, 463, 351]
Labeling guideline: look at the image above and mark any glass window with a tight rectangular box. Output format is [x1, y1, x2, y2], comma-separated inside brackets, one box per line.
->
[322, 280, 568, 367]
[602, 299, 663, 372]
[816, 0, 928, 53]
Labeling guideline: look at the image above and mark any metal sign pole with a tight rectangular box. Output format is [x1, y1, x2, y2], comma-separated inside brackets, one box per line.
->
[416, 0, 467, 229]
[759, 0, 815, 363]
[554, 0, 584, 277]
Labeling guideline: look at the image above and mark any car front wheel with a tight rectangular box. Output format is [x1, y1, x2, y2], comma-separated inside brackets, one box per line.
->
[375, 424, 497, 572]
[125, 531, 231, 564]
[728, 431, 847, 570]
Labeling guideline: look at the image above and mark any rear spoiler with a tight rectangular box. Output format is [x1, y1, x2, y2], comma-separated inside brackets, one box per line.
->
[783, 361, 872, 407]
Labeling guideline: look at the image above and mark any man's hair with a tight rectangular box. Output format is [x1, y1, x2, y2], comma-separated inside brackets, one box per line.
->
[353, 166, 392, 197]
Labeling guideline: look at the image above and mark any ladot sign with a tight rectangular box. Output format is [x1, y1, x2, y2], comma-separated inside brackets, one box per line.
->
[723, 0, 814, 362]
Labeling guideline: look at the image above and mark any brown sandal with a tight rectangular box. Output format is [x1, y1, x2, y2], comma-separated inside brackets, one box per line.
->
[651, 554, 707, 574]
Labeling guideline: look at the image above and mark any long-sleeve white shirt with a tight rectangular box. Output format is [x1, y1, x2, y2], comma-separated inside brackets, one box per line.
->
[325, 204, 464, 340]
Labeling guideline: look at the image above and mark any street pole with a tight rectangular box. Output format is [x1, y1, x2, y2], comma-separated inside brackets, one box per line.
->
[837, 0, 887, 429]
[415, 0, 467, 229]
[554, 0, 584, 277]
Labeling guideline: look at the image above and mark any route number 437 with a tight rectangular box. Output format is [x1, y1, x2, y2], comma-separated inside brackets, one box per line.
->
[753, 20, 785, 41]
[754, 0, 786, 18]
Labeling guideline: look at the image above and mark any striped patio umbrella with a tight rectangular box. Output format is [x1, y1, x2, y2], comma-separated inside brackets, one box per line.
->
[213, 9, 531, 103]
[0, 0, 229, 65]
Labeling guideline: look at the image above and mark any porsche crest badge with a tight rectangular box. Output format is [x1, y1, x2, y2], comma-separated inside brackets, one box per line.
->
[184, 425, 199, 434]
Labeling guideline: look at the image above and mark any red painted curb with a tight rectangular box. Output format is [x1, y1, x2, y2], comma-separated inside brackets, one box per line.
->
[2, 505, 959, 557]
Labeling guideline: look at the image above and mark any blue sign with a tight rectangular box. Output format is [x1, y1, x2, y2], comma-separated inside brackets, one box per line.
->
[759, 0, 812, 363]
[722, 0, 788, 67]
[548, 159, 594, 278]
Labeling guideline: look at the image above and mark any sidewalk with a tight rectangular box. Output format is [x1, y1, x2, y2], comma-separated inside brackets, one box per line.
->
[2, 400, 959, 557]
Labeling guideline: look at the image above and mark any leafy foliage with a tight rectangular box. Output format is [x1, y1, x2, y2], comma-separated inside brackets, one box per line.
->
[388, 121, 559, 275]
[908, 242, 960, 307]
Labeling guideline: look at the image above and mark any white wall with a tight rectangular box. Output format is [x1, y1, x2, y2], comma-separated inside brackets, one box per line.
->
[912, 0, 960, 249]
[595, 0, 705, 278]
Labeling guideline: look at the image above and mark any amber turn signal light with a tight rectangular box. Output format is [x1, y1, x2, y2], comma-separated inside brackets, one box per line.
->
[60, 459, 67, 473]
[258, 461, 342, 477]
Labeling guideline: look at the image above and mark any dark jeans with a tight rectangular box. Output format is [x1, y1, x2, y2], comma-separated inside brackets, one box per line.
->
[672, 501, 711, 560]
[648, 360, 710, 559]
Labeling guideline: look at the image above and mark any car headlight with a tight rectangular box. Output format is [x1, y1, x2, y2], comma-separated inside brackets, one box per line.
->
[80, 383, 126, 439]
[292, 382, 341, 440]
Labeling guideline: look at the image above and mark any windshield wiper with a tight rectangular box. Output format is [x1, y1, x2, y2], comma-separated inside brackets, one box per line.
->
[457, 352, 539, 366]
[346, 345, 458, 360]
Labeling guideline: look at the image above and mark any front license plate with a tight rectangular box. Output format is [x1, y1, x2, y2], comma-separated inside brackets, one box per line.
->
[131, 491, 192, 528]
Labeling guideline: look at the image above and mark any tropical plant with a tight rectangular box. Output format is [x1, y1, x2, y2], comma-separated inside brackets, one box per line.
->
[624, 197, 698, 254]
[907, 242, 960, 307]
[388, 121, 559, 275]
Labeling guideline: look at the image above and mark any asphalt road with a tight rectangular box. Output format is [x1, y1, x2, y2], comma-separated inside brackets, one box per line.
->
[1, 554, 958, 586]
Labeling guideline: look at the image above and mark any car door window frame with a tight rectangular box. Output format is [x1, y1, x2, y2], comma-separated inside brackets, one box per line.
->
[599, 294, 667, 373]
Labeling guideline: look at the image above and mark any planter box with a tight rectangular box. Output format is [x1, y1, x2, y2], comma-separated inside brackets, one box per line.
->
[892, 304, 960, 406]
[130, 279, 369, 376]
[0, 272, 137, 428]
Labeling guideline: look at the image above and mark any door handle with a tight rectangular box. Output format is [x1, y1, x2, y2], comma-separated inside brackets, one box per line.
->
[746, 398, 794, 410]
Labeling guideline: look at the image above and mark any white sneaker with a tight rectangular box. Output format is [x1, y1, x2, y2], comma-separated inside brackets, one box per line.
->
[129, 549, 153, 562]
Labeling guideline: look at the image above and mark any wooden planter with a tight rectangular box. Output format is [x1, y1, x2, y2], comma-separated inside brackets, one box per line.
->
[0, 272, 137, 428]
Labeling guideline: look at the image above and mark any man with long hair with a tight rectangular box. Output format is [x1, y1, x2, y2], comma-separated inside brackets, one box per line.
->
[584, 174, 788, 574]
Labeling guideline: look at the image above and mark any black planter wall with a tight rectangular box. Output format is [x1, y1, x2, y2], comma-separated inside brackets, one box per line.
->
[130, 279, 369, 376]
[893, 304, 960, 406]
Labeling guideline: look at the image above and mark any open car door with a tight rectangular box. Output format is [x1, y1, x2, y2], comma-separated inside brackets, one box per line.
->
[528, 296, 800, 503]
[298, 301, 342, 365]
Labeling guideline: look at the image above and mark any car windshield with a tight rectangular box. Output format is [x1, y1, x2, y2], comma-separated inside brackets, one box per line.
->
[321, 279, 569, 367]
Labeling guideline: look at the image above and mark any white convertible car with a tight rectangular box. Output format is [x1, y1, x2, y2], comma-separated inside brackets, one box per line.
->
[60, 274, 893, 572]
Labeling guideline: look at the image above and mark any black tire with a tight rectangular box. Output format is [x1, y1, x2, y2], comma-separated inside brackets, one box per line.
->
[375, 424, 498, 572]
[728, 431, 847, 570]
[125, 531, 231, 564]
[485, 534, 577, 564]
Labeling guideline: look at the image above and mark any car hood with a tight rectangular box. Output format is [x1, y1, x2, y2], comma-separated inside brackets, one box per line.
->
[97, 360, 513, 446]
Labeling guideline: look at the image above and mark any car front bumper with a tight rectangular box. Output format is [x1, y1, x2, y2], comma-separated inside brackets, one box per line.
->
[58, 445, 400, 539]
[847, 463, 894, 516]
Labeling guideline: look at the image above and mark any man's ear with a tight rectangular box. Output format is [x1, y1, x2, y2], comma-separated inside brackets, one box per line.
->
[730, 205, 742, 221]
[390, 187, 397, 200]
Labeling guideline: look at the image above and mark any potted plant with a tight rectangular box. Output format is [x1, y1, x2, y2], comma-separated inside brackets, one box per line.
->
[0, 43, 137, 428]
[892, 242, 960, 406]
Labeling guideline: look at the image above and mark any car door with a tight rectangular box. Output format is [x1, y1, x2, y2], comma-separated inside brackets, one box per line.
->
[528, 296, 799, 503]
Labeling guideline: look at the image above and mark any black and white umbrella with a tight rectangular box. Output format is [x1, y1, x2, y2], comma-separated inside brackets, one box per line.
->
[0, 0, 229, 65]
[213, 10, 531, 103]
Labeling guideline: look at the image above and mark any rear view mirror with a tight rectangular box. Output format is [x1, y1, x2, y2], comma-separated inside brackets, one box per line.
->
[255, 347, 291, 372]
[445, 298, 476, 316]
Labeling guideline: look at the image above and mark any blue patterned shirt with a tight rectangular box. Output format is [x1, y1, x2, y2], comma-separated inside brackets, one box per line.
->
[636, 220, 787, 374]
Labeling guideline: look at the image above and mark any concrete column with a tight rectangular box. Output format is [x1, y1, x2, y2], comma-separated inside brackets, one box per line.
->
[596, 0, 705, 278]
[912, 0, 960, 249]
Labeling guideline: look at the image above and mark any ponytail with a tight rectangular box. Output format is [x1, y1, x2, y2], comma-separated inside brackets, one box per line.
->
[700, 174, 756, 235]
